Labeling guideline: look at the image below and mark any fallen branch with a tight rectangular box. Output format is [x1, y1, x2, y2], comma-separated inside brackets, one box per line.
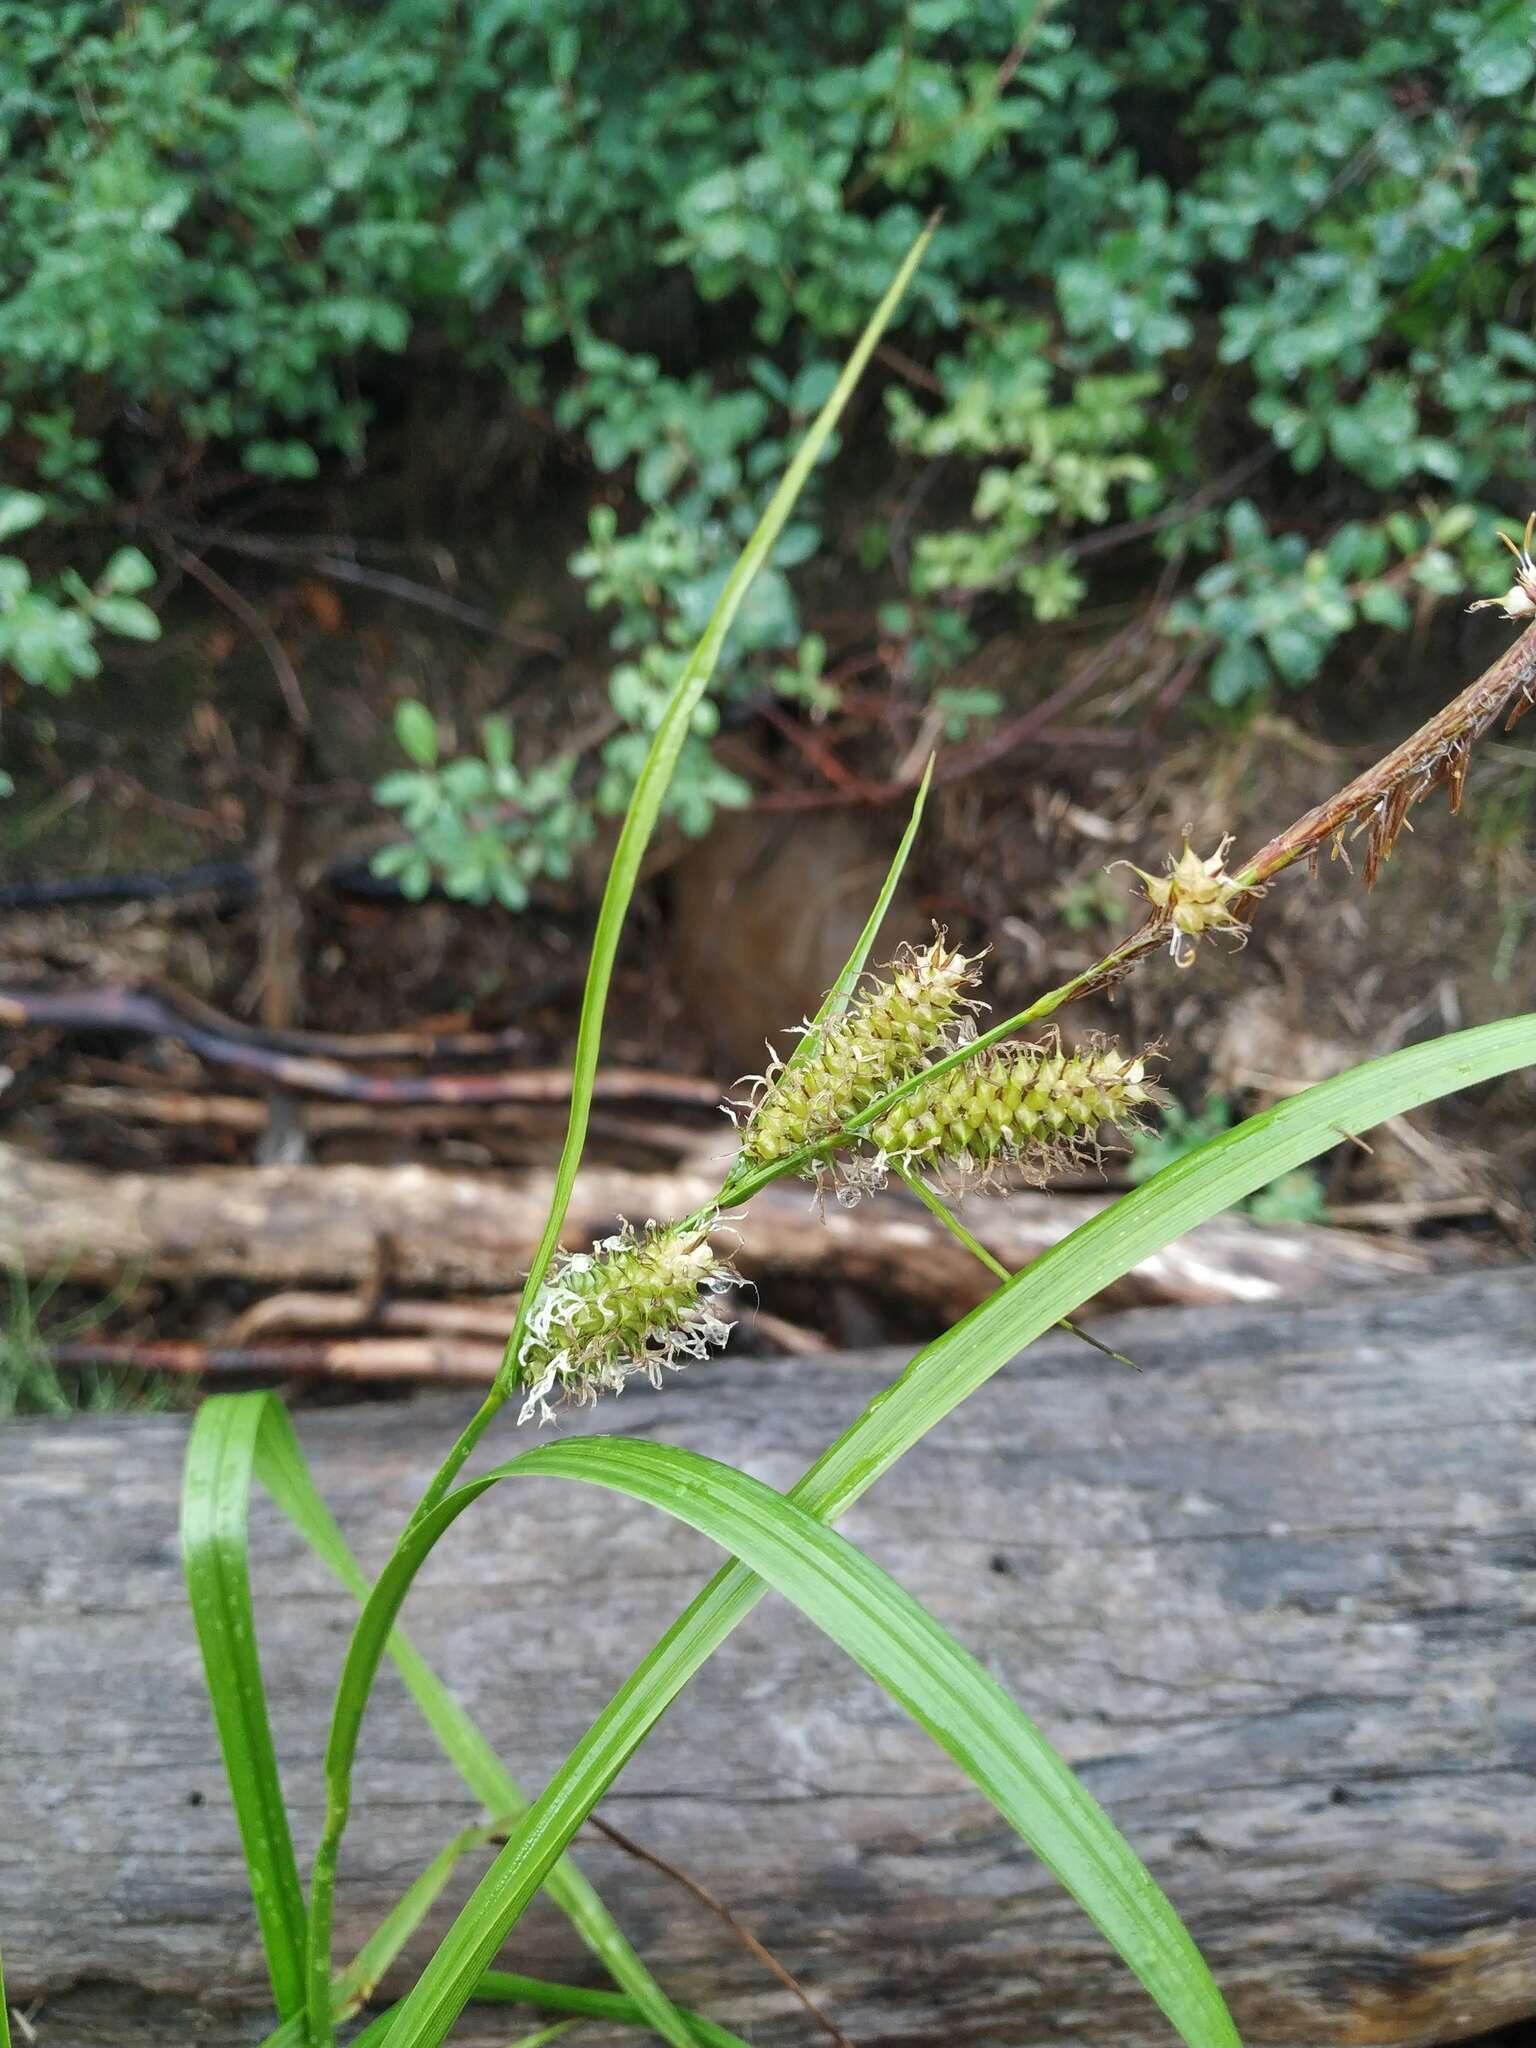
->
[219, 1290, 521, 1344]
[58, 1086, 724, 1160]
[3, 979, 546, 1063]
[2, 984, 720, 1107]
[51, 1337, 501, 1383]
[10, 1272, 1536, 2046]
[55, 1307, 825, 1385]
[0, 1141, 1436, 1314]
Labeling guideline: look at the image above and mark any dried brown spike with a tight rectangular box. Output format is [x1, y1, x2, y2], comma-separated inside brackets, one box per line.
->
[1383, 776, 1416, 853]
[1442, 739, 1470, 815]
[1242, 619, 1536, 894]
[1362, 815, 1386, 890]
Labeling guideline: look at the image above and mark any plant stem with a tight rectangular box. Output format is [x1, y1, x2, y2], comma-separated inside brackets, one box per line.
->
[723, 617, 1536, 1201]
[893, 1165, 1134, 1368]
[893, 1163, 1012, 1281]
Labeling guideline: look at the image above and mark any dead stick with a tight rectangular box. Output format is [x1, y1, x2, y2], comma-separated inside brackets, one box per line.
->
[220, 1291, 523, 1345]
[171, 546, 311, 731]
[51, 1337, 503, 1383]
[5, 979, 541, 1064]
[3, 985, 721, 1108]
[588, 1813, 858, 2048]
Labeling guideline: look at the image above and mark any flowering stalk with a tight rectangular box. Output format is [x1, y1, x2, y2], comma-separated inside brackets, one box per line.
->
[516, 1221, 740, 1425]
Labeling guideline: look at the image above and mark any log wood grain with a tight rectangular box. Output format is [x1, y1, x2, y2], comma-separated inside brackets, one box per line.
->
[2, 1272, 1534, 2047]
[0, 1138, 1433, 1321]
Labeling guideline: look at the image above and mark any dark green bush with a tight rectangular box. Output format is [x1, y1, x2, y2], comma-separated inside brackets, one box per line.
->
[3, 1, 1531, 885]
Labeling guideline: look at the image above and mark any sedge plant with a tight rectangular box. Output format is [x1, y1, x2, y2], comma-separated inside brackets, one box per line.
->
[180, 227, 1536, 2048]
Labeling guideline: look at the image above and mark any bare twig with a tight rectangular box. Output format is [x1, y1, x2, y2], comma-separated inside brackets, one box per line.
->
[151, 519, 566, 653]
[170, 545, 311, 730]
[220, 1289, 522, 1345]
[57, 1086, 725, 1165]
[50, 1336, 504, 1382]
[1, 983, 721, 1107]
[587, 1813, 858, 2048]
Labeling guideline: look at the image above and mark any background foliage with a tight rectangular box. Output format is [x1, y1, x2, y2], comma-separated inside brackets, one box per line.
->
[3, 0, 1532, 895]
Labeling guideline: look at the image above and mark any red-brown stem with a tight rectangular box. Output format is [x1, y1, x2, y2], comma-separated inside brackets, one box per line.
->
[1239, 620, 1536, 891]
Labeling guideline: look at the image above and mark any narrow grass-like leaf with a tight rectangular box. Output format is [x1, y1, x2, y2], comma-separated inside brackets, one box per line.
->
[444, 1439, 1237, 2042]
[356, 1446, 1229, 2045]
[892, 1163, 1134, 1368]
[491, 216, 937, 1399]
[1, 1943, 13, 2048]
[716, 758, 933, 1204]
[302, 221, 937, 2047]
[260, 1828, 750, 2048]
[180, 1394, 307, 2020]
[345, 1973, 747, 2048]
[246, 1398, 740, 2048]
[259, 1821, 501, 2048]
[789, 757, 934, 1045]
[368, 1016, 1536, 2048]
[334, 1826, 490, 2025]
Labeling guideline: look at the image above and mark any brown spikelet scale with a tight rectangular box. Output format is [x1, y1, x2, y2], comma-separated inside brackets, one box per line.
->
[865, 1035, 1158, 1188]
[735, 935, 982, 1173]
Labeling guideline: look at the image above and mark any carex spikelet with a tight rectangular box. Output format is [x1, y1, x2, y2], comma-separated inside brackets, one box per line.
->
[736, 934, 982, 1171]
[517, 1219, 739, 1425]
[865, 1036, 1158, 1184]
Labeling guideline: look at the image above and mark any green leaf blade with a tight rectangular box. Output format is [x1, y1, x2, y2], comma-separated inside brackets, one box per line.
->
[372, 1016, 1536, 2048]
[301, 220, 936, 2048]
[777, 758, 934, 1064]
[493, 217, 938, 1395]
[179, 1394, 308, 2021]
[247, 1397, 721, 2046]
[516, 1439, 1237, 2047]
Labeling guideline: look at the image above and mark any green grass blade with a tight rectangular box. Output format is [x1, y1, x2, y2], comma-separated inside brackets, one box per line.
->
[301, 222, 936, 2047]
[892, 1163, 1134, 1368]
[259, 1832, 751, 2048]
[259, 1822, 501, 2048]
[470, 1975, 745, 2044]
[492, 216, 936, 1399]
[715, 759, 935, 1196]
[547, 1439, 1238, 2042]
[346, 1974, 747, 2048]
[245, 1397, 735, 2048]
[1, 1942, 12, 2048]
[365, 1015, 1536, 2048]
[336, 1821, 500, 2020]
[798, 757, 934, 1039]
[179, 1393, 308, 2020]
[356, 1440, 1228, 2048]
[797, 1013, 1536, 1513]
[718, 759, 933, 1197]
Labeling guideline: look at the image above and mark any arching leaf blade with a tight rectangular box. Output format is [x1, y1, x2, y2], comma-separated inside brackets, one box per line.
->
[366, 1016, 1536, 2046]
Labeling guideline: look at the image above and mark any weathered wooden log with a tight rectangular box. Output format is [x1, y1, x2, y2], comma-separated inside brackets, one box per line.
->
[0, 1138, 1434, 1319]
[3, 1272, 1534, 2047]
